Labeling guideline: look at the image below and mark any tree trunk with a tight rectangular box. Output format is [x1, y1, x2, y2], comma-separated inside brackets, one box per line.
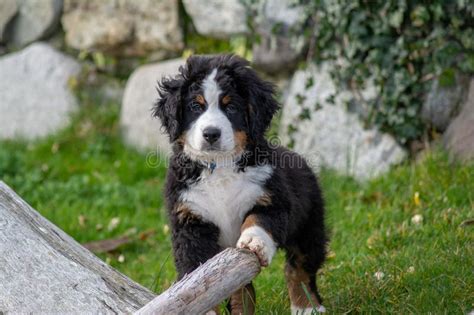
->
[0, 181, 261, 314]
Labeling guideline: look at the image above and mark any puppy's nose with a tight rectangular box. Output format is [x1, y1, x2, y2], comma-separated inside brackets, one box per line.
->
[203, 127, 221, 144]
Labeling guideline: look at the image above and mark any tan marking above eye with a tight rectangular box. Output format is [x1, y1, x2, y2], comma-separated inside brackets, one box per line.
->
[222, 95, 231, 105]
[196, 94, 205, 105]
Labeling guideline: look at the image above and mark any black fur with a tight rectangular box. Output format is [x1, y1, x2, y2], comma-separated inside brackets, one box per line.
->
[154, 54, 328, 308]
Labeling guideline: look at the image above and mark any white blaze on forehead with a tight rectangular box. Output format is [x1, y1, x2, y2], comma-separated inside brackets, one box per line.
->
[184, 68, 236, 162]
[202, 68, 220, 108]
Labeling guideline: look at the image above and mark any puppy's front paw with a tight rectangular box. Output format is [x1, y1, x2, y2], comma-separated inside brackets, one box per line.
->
[237, 226, 276, 267]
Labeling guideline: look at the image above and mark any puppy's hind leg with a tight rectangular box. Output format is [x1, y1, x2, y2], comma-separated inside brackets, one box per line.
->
[227, 282, 256, 315]
[285, 249, 326, 314]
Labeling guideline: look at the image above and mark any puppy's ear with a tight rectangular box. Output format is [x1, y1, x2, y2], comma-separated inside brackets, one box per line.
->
[154, 76, 183, 142]
[243, 68, 279, 141]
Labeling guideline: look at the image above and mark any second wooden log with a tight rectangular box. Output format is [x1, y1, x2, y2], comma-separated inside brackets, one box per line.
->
[135, 248, 261, 315]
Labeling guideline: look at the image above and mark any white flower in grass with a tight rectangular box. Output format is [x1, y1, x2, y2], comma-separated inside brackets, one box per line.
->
[374, 271, 385, 280]
[118, 254, 125, 263]
[411, 214, 423, 225]
[407, 266, 415, 273]
[108, 217, 120, 231]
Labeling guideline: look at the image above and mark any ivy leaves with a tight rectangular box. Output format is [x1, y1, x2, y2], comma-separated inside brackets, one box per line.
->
[307, 0, 473, 144]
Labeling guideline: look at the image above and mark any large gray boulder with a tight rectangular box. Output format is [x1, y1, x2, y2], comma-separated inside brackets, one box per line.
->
[120, 58, 185, 153]
[7, 0, 62, 46]
[443, 78, 474, 162]
[62, 0, 183, 57]
[279, 64, 406, 180]
[0, 0, 17, 43]
[0, 42, 80, 140]
[422, 74, 469, 131]
[250, 0, 309, 74]
[182, 0, 248, 39]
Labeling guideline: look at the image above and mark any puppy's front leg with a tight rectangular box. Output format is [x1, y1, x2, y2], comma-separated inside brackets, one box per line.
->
[170, 204, 221, 279]
[237, 213, 277, 267]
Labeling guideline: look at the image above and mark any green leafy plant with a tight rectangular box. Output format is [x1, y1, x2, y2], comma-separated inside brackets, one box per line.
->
[306, 0, 473, 144]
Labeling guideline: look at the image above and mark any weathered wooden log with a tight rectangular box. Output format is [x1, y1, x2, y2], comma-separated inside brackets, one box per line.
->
[135, 248, 261, 315]
[0, 181, 155, 313]
[0, 180, 262, 314]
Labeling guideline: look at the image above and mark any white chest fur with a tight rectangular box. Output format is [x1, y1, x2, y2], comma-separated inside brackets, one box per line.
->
[180, 165, 273, 247]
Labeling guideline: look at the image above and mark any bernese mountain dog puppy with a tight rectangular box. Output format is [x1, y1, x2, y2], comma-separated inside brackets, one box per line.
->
[154, 55, 327, 314]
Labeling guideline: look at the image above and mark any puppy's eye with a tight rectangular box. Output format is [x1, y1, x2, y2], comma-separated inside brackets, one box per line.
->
[226, 103, 237, 114]
[189, 95, 205, 113]
[189, 102, 203, 113]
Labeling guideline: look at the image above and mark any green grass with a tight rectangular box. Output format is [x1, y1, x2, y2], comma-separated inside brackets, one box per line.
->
[1, 96, 473, 313]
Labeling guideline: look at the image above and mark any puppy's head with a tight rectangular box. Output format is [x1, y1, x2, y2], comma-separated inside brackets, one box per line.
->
[154, 55, 278, 164]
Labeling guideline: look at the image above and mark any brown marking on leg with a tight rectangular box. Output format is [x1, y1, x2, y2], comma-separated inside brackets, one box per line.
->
[229, 282, 255, 315]
[239, 214, 276, 266]
[285, 254, 322, 309]
[174, 202, 200, 223]
[240, 214, 258, 232]
[256, 191, 272, 206]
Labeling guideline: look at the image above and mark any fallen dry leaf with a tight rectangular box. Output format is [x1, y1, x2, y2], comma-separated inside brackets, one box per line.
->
[460, 218, 474, 227]
[326, 250, 336, 259]
[413, 191, 421, 206]
[83, 228, 156, 254]
[78, 215, 87, 227]
[139, 228, 156, 241]
[83, 235, 131, 254]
